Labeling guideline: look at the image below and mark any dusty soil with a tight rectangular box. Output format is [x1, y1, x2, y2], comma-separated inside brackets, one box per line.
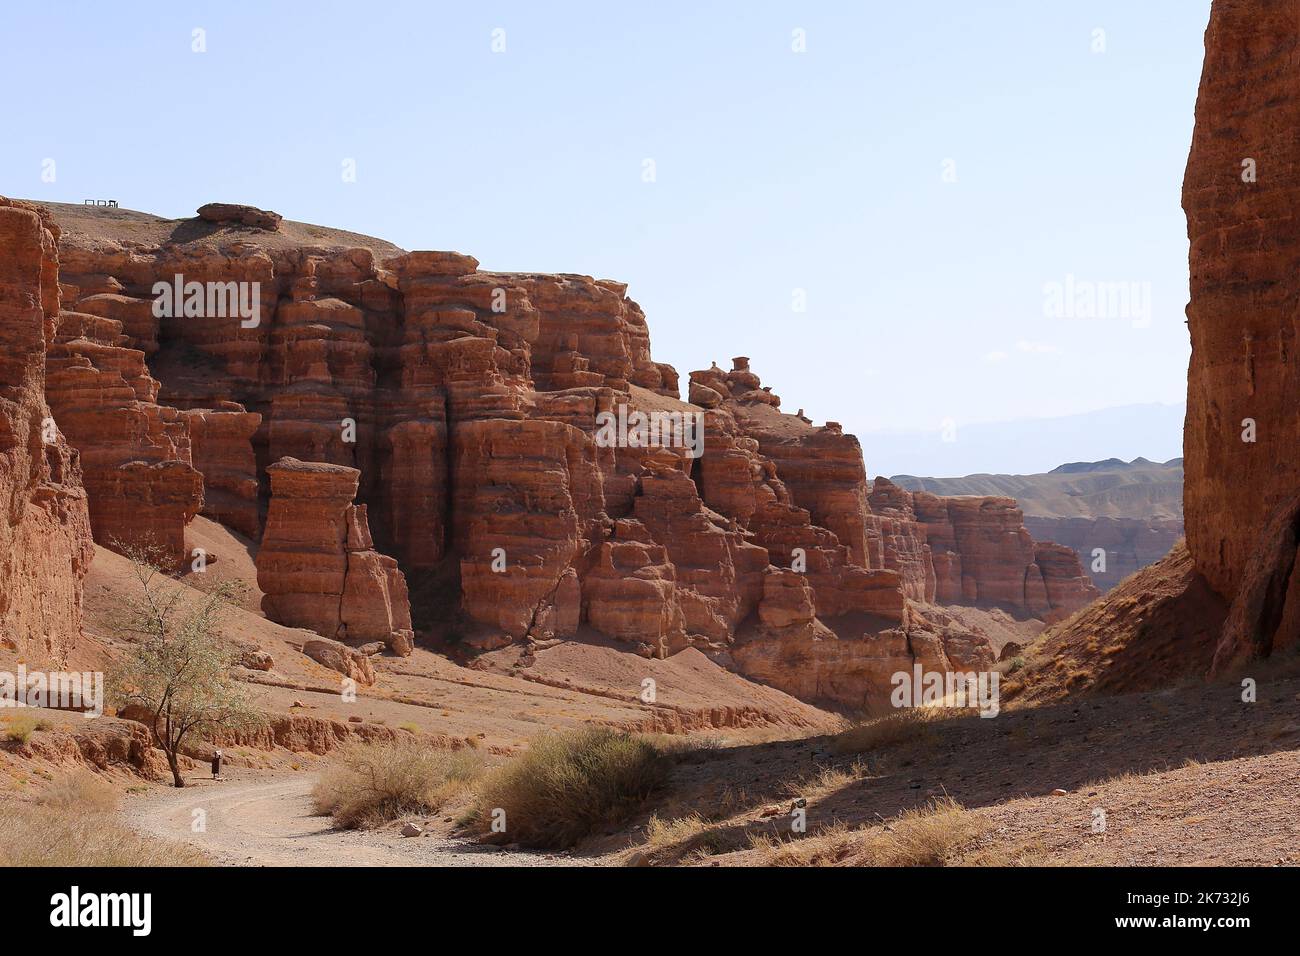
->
[607, 670, 1300, 866]
[121, 770, 596, 867]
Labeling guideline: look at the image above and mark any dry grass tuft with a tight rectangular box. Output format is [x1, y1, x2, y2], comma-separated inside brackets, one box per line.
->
[831, 707, 954, 755]
[752, 797, 988, 867]
[38, 769, 118, 812]
[471, 727, 669, 849]
[0, 770, 208, 866]
[2, 711, 51, 744]
[313, 738, 485, 829]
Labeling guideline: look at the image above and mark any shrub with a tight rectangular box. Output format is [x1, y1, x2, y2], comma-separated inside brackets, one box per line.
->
[312, 739, 484, 829]
[471, 727, 670, 849]
[3, 712, 42, 744]
[831, 707, 950, 755]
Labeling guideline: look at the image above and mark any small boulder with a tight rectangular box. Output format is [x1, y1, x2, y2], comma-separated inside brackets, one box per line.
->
[197, 202, 283, 231]
[401, 822, 423, 837]
[303, 637, 376, 685]
[688, 381, 723, 408]
[237, 648, 274, 671]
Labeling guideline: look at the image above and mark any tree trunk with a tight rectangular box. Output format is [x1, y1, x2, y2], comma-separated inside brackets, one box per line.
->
[167, 749, 184, 788]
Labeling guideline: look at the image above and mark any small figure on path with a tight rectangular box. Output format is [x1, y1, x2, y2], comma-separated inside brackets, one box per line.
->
[211, 749, 223, 781]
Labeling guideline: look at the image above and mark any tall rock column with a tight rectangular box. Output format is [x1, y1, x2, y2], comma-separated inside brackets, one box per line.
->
[256, 457, 413, 655]
[1183, 0, 1300, 669]
[0, 198, 95, 664]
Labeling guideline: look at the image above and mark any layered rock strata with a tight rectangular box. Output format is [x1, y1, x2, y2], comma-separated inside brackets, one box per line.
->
[0, 199, 94, 663]
[1182, 0, 1300, 668]
[23, 199, 1102, 709]
[256, 458, 413, 655]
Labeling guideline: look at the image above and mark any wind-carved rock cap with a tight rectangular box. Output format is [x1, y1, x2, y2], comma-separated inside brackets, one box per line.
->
[196, 202, 283, 232]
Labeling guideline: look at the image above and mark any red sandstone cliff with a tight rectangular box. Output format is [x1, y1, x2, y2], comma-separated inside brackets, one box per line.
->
[0, 199, 94, 665]
[1013, 0, 1300, 693]
[2, 198, 1099, 710]
[1183, 0, 1300, 671]
[256, 457, 413, 655]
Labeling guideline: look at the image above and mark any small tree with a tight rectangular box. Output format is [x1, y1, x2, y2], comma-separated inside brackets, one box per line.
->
[109, 543, 259, 787]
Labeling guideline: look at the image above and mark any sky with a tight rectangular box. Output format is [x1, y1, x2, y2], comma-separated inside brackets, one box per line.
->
[0, 0, 1212, 475]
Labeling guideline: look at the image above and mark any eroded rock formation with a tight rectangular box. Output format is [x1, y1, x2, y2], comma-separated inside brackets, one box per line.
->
[256, 458, 413, 655]
[1183, 0, 1300, 669]
[1023, 516, 1184, 593]
[8, 198, 1100, 710]
[0, 199, 94, 663]
[197, 203, 283, 232]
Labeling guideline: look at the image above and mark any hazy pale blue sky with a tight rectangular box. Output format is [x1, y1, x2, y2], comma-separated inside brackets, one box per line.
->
[1, 1, 1210, 474]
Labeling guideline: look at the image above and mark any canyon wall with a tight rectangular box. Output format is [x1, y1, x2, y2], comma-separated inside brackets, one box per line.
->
[4, 198, 1099, 710]
[873, 479, 1099, 623]
[1183, 0, 1300, 670]
[0, 199, 94, 664]
[1023, 516, 1183, 593]
[894, 460, 1184, 593]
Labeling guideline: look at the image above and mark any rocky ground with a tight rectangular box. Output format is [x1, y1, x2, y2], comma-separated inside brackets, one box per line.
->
[107, 667, 1300, 867]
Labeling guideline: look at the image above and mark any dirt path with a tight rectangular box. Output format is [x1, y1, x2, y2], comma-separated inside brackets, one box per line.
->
[120, 774, 598, 867]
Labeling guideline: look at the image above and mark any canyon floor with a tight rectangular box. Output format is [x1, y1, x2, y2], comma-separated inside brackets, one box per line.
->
[107, 667, 1300, 867]
[5, 512, 1297, 867]
[4, 513, 1297, 867]
[120, 773, 592, 867]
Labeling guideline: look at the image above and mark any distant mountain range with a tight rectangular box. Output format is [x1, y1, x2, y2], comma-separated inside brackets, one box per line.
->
[892, 456, 1183, 520]
[893, 458, 1184, 594]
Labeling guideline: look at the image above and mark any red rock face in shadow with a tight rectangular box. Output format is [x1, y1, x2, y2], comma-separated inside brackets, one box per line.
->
[1181, 0, 1300, 669]
[0, 199, 94, 663]
[181, 405, 261, 538]
[256, 457, 413, 655]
